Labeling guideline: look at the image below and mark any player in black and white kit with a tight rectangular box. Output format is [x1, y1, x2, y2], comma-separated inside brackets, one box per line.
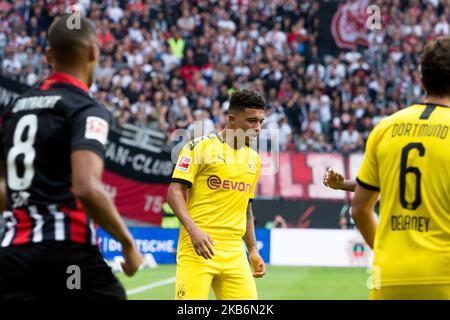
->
[0, 15, 143, 299]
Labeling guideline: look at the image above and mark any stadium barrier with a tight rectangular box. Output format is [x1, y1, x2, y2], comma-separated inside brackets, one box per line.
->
[98, 227, 370, 268]
[97, 227, 271, 264]
[270, 228, 372, 267]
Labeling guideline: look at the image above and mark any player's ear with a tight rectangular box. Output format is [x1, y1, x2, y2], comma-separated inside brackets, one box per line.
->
[45, 47, 53, 64]
[88, 42, 99, 63]
[418, 71, 426, 94]
[228, 113, 236, 126]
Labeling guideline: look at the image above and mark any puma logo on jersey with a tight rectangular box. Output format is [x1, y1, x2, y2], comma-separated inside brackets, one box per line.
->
[217, 156, 226, 163]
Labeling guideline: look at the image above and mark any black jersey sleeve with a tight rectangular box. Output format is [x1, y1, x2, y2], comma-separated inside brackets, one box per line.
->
[0, 99, 13, 162]
[69, 103, 111, 159]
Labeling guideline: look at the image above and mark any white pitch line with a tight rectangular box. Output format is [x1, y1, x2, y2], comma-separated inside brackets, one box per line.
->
[126, 277, 176, 296]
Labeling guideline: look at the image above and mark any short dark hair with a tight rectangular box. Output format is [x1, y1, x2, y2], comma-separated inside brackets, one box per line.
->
[229, 89, 266, 113]
[47, 14, 97, 65]
[420, 36, 450, 97]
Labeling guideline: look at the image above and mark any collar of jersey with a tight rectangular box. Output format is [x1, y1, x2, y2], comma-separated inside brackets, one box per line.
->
[214, 130, 224, 143]
[40, 72, 90, 93]
[417, 102, 450, 109]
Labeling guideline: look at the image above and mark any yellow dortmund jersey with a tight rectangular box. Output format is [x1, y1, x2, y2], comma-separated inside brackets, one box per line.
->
[172, 132, 261, 252]
[358, 103, 450, 286]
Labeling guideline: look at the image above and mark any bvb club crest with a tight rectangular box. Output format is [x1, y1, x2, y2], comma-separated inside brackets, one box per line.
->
[177, 284, 187, 300]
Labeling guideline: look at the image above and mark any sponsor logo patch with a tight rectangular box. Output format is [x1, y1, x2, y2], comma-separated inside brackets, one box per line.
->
[206, 175, 252, 194]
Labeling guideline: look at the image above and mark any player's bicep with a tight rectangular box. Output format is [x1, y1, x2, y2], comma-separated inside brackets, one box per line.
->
[167, 182, 189, 216]
[168, 181, 189, 196]
[352, 184, 379, 215]
[71, 149, 104, 195]
[246, 201, 253, 216]
[0, 159, 5, 179]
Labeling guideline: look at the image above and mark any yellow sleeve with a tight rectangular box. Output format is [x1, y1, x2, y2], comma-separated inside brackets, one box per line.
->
[356, 125, 381, 191]
[250, 155, 261, 200]
[171, 141, 201, 188]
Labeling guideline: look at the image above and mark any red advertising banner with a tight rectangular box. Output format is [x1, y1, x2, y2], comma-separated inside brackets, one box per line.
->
[102, 170, 168, 225]
[257, 152, 362, 200]
[103, 127, 174, 225]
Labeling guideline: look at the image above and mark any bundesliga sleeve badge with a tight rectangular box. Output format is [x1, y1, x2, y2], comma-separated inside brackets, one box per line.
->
[85, 116, 109, 145]
[176, 155, 192, 172]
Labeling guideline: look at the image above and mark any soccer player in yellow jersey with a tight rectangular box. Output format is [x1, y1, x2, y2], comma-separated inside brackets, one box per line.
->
[351, 36, 450, 300]
[167, 89, 266, 300]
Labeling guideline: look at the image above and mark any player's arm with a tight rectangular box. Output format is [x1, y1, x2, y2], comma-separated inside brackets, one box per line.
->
[167, 181, 215, 259]
[71, 150, 143, 276]
[351, 121, 384, 249]
[244, 202, 266, 278]
[351, 183, 379, 249]
[169, 140, 216, 260]
[323, 168, 356, 192]
[69, 103, 142, 276]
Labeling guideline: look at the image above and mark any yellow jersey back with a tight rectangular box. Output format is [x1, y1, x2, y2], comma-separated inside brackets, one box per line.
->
[357, 103, 450, 286]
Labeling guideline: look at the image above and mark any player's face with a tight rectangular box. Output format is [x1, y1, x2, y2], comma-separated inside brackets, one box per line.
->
[231, 108, 265, 144]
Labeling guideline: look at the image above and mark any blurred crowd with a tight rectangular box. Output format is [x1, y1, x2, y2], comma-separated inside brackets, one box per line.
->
[0, 0, 449, 153]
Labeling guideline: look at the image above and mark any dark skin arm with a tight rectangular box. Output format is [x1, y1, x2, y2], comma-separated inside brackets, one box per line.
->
[71, 150, 143, 276]
[244, 202, 266, 278]
[167, 181, 215, 259]
[351, 184, 379, 249]
[323, 168, 357, 192]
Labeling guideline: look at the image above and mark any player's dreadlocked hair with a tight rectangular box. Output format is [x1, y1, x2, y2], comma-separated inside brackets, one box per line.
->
[228, 89, 266, 113]
[420, 36, 450, 98]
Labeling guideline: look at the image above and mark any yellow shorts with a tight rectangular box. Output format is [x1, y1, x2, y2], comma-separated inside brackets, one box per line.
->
[370, 285, 450, 300]
[175, 247, 257, 300]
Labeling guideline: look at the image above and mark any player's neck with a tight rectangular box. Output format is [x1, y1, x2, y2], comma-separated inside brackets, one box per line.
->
[423, 96, 450, 108]
[52, 65, 90, 88]
[220, 128, 245, 150]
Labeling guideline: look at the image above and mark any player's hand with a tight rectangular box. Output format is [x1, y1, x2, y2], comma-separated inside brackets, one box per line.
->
[249, 250, 266, 278]
[323, 168, 345, 190]
[121, 244, 144, 277]
[189, 227, 215, 259]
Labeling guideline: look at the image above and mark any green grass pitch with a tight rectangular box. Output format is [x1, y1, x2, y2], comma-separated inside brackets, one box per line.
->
[117, 265, 370, 300]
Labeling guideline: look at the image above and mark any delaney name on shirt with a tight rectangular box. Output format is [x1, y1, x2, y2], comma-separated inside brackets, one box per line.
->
[391, 215, 430, 232]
